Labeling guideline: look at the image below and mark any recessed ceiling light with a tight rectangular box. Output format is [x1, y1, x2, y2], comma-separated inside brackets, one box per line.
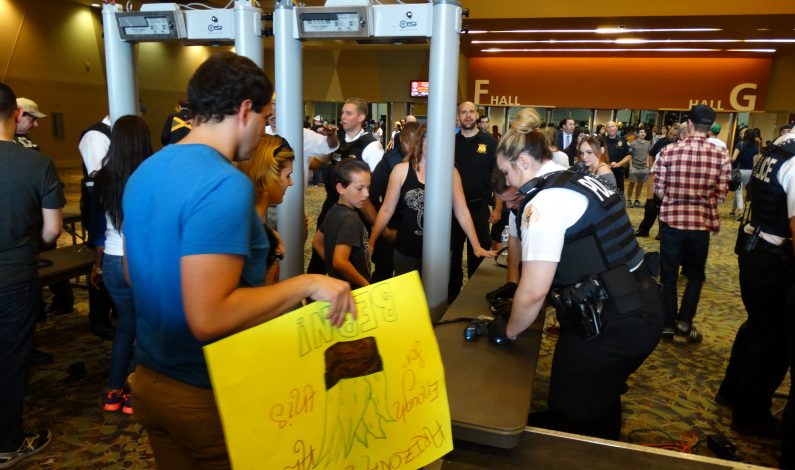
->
[756, 28, 770, 31]
[90, 3, 101, 7]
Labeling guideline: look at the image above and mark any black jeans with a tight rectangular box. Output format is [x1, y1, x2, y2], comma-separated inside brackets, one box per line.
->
[0, 280, 39, 451]
[448, 202, 491, 303]
[660, 223, 709, 329]
[719, 247, 792, 425]
[781, 284, 795, 469]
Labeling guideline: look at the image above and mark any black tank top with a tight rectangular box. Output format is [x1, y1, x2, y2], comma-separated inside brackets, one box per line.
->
[395, 164, 425, 257]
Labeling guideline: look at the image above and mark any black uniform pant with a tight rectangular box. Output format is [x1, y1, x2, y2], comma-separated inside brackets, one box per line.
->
[448, 202, 491, 303]
[719, 246, 792, 426]
[612, 167, 625, 195]
[538, 279, 663, 440]
[781, 285, 795, 469]
[636, 196, 661, 235]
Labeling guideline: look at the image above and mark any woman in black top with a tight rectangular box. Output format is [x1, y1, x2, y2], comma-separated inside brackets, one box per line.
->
[369, 125, 495, 275]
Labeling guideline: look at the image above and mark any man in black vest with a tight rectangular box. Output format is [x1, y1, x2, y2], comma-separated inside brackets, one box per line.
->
[306, 97, 383, 275]
[78, 116, 115, 340]
[717, 129, 795, 453]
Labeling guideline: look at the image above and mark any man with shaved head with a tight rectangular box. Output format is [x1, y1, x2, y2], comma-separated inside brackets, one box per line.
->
[449, 101, 500, 303]
[604, 120, 631, 195]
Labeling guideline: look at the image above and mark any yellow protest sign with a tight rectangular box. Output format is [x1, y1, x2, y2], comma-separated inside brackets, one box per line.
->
[204, 272, 453, 469]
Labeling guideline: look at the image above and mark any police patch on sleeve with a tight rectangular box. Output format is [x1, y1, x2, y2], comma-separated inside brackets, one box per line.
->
[522, 204, 538, 229]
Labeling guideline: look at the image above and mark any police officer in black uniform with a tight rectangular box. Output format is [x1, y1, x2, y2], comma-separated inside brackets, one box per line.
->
[717, 130, 795, 464]
[492, 111, 663, 440]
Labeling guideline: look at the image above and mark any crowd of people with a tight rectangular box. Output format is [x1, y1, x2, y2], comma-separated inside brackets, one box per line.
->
[1, 50, 794, 469]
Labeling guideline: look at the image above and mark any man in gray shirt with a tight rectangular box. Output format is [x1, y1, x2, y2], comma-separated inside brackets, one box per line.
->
[628, 128, 652, 207]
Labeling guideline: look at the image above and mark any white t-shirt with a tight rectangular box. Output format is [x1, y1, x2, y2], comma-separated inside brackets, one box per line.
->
[551, 150, 570, 168]
[708, 137, 727, 149]
[104, 212, 124, 256]
[265, 126, 339, 184]
[507, 160, 587, 263]
[78, 116, 111, 175]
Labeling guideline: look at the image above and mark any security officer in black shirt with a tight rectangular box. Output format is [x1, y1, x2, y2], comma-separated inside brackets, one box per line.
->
[492, 112, 662, 440]
[604, 121, 631, 195]
[717, 130, 795, 464]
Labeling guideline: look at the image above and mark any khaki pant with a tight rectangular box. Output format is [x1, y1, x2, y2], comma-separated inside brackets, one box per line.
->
[129, 365, 230, 469]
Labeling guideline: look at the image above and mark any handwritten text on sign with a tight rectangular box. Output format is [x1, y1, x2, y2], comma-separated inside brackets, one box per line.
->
[204, 272, 453, 470]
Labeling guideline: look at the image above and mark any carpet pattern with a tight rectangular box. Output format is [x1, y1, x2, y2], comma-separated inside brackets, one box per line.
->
[15, 168, 787, 468]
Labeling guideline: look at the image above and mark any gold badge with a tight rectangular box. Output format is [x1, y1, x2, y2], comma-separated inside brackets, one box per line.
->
[617, 141, 623, 147]
[477, 143, 487, 154]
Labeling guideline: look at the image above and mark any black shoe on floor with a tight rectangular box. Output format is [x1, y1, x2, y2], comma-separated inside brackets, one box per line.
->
[731, 416, 783, 438]
[30, 348, 53, 366]
[714, 391, 734, 407]
[634, 230, 649, 237]
[90, 323, 116, 341]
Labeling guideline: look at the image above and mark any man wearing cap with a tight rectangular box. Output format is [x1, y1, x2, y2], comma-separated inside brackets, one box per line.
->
[14, 98, 46, 150]
[652, 104, 730, 343]
[15, 98, 74, 320]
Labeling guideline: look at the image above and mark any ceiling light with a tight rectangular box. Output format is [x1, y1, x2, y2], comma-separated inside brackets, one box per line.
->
[595, 27, 720, 34]
[471, 39, 740, 45]
[90, 2, 101, 6]
[744, 39, 795, 43]
[728, 49, 776, 53]
[468, 27, 721, 35]
[481, 48, 721, 53]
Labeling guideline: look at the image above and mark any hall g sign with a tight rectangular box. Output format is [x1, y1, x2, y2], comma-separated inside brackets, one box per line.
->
[688, 83, 757, 113]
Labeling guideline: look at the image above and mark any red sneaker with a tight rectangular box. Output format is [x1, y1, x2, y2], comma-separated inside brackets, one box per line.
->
[122, 394, 133, 415]
[103, 391, 124, 412]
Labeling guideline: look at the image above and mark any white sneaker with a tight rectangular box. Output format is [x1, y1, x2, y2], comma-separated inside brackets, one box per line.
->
[0, 430, 51, 469]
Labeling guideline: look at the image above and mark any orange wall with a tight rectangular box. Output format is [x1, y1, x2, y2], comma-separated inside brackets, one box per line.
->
[468, 57, 772, 111]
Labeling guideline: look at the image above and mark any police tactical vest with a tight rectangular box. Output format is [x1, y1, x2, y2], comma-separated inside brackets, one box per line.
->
[517, 170, 644, 287]
[748, 142, 795, 238]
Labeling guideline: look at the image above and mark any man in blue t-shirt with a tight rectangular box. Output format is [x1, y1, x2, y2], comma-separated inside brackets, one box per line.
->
[122, 52, 356, 468]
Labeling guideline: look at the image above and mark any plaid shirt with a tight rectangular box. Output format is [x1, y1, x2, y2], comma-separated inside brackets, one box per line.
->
[653, 135, 730, 233]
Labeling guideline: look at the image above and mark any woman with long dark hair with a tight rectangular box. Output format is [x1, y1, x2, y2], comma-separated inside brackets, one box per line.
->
[92, 115, 153, 414]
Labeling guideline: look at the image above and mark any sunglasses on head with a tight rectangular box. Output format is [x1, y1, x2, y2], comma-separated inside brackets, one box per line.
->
[273, 138, 292, 157]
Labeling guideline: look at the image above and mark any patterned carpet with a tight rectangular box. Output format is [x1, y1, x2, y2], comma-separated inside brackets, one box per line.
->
[16, 167, 787, 468]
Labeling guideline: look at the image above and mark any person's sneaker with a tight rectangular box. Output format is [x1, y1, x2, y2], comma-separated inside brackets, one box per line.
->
[122, 394, 133, 415]
[676, 322, 703, 343]
[661, 327, 675, 340]
[104, 391, 124, 412]
[633, 200, 641, 208]
[0, 429, 51, 469]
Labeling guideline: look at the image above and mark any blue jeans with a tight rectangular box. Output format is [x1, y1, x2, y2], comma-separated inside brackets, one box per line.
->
[103, 254, 136, 390]
[660, 222, 710, 329]
[0, 280, 39, 451]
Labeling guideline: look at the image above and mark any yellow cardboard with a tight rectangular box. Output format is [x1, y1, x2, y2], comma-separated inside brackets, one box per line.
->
[204, 272, 453, 469]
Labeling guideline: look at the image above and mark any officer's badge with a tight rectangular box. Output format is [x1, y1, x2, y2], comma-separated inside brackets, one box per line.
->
[477, 143, 487, 154]
[617, 141, 623, 147]
[522, 204, 538, 229]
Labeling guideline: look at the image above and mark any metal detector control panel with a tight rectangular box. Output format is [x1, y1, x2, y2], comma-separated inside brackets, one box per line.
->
[295, 6, 370, 39]
[116, 10, 187, 41]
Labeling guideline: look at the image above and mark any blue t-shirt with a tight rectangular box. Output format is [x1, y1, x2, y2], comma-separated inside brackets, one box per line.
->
[123, 144, 268, 388]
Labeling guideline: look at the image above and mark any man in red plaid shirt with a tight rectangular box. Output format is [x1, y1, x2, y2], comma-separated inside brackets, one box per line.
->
[652, 104, 731, 342]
